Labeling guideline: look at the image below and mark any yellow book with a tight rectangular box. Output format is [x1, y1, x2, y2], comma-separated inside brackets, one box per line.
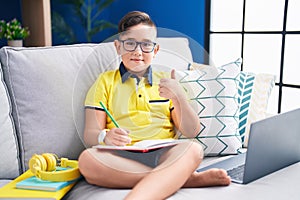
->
[0, 170, 78, 199]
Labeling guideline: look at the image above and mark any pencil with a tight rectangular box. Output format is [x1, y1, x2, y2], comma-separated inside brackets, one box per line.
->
[99, 101, 120, 128]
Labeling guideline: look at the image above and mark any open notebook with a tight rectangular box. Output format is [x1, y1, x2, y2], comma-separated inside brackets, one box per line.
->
[93, 139, 186, 153]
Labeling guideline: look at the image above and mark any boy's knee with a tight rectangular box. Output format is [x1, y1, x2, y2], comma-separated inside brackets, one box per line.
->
[78, 149, 90, 175]
[78, 149, 103, 185]
[189, 141, 204, 161]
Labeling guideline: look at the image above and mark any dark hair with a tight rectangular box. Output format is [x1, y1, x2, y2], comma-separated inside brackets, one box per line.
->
[118, 11, 156, 33]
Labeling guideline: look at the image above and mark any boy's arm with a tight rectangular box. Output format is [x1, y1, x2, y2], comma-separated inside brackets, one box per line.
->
[170, 98, 200, 138]
[83, 108, 107, 147]
[159, 69, 200, 138]
[84, 108, 131, 147]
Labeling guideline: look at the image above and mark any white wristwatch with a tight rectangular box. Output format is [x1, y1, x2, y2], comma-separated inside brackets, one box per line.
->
[98, 129, 108, 144]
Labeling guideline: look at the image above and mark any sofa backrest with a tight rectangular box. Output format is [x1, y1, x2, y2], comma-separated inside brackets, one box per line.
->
[0, 38, 193, 177]
[0, 43, 119, 175]
[0, 62, 20, 179]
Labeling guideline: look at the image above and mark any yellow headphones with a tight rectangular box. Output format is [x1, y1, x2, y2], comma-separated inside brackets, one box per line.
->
[29, 153, 81, 182]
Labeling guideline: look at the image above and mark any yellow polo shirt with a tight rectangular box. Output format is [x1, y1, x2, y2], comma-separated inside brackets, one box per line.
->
[85, 63, 175, 142]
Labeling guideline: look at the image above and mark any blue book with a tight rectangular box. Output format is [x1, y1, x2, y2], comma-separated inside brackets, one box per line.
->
[16, 176, 75, 192]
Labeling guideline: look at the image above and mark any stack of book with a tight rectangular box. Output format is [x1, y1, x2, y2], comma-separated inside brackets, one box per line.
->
[0, 170, 79, 199]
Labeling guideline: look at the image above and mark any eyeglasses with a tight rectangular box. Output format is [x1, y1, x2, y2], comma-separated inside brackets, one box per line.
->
[119, 39, 157, 53]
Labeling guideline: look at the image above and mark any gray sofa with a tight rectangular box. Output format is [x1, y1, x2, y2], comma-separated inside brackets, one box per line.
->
[0, 39, 300, 200]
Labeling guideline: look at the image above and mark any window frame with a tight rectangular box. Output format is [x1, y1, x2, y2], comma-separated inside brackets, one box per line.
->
[205, 0, 300, 114]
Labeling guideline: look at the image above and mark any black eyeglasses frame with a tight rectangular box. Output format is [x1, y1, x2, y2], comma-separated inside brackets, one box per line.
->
[118, 39, 157, 53]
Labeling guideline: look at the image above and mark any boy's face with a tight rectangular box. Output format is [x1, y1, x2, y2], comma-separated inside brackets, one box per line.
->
[114, 24, 159, 75]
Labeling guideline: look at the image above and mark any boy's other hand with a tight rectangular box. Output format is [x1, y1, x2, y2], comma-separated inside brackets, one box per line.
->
[104, 128, 131, 146]
[170, 68, 176, 79]
[159, 69, 185, 100]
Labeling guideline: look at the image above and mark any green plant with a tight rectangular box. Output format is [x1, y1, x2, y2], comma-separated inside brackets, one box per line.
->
[0, 18, 30, 40]
[52, 0, 117, 44]
[0, 20, 6, 39]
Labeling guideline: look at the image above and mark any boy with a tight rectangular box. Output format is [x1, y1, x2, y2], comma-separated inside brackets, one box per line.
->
[78, 11, 230, 200]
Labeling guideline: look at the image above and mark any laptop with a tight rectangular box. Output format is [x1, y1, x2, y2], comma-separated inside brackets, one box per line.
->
[197, 108, 300, 184]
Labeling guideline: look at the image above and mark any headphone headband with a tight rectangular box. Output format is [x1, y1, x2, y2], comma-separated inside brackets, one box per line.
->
[29, 153, 81, 182]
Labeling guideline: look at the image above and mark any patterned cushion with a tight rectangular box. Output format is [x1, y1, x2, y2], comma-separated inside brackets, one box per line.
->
[177, 59, 242, 156]
[238, 72, 275, 147]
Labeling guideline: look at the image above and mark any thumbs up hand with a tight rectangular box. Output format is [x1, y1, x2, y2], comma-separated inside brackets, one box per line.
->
[159, 69, 185, 100]
[170, 68, 176, 80]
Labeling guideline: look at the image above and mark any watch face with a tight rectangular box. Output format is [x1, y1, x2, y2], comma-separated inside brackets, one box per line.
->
[98, 130, 107, 144]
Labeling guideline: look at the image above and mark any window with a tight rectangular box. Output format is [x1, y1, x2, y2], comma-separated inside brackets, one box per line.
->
[207, 0, 300, 114]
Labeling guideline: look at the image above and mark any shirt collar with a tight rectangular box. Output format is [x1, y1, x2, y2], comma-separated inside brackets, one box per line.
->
[119, 62, 153, 86]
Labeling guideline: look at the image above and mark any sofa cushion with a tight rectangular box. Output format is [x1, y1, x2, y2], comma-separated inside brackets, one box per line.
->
[0, 63, 20, 179]
[0, 43, 119, 172]
[177, 59, 242, 156]
[238, 71, 275, 146]
[64, 162, 300, 200]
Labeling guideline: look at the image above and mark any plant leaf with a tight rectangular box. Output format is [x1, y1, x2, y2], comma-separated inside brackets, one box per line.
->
[96, 0, 115, 13]
[88, 20, 117, 38]
[51, 11, 77, 44]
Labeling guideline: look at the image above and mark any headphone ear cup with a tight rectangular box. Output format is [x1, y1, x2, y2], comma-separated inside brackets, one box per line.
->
[29, 154, 47, 175]
[29, 153, 81, 182]
[42, 153, 57, 171]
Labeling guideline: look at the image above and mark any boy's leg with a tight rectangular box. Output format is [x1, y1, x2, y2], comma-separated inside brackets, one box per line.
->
[125, 141, 203, 200]
[79, 141, 230, 200]
[78, 148, 153, 188]
[156, 141, 231, 188]
[126, 141, 230, 200]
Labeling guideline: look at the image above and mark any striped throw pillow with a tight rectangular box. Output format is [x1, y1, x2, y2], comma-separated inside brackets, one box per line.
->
[238, 72, 275, 147]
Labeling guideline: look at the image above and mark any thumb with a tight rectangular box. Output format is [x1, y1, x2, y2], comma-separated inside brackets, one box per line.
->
[171, 69, 176, 79]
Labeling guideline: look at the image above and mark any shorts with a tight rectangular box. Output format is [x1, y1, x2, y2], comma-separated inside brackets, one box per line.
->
[115, 147, 172, 168]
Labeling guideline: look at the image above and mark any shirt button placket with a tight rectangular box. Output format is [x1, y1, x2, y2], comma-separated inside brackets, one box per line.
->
[137, 80, 146, 110]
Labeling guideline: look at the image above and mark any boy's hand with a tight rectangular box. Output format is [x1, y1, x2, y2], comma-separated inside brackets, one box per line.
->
[104, 128, 131, 146]
[159, 69, 185, 100]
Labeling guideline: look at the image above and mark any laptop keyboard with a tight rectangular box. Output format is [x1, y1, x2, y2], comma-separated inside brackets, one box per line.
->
[227, 164, 245, 181]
